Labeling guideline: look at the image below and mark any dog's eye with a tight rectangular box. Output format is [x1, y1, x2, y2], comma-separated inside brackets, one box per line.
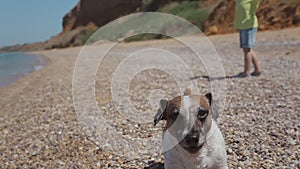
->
[169, 109, 179, 120]
[198, 110, 208, 120]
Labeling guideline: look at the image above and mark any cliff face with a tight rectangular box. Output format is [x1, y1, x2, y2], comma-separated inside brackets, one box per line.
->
[62, 0, 197, 32]
[45, 0, 197, 49]
[62, 0, 142, 32]
[62, 0, 300, 38]
[203, 0, 300, 35]
[44, 0, 143, 49]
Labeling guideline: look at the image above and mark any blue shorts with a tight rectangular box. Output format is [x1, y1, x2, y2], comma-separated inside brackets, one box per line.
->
[239, 28, 257, 48]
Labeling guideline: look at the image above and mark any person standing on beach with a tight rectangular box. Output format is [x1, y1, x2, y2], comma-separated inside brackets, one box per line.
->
[234, 0, 262, 77]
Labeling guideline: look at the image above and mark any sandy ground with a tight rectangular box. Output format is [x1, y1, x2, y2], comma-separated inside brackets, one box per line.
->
[0, 27, 299, 168]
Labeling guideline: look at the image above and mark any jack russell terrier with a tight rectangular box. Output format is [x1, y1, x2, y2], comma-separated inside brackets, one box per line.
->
[154, 89, 228, 169]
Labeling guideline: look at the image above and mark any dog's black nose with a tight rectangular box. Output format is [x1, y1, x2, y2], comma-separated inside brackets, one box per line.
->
[185, 133, 199, 146]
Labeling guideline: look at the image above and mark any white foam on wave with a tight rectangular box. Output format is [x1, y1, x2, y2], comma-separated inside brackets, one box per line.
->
[34, 65, 43, 71]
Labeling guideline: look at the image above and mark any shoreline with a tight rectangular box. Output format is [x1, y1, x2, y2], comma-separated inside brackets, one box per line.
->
[0, 28, 299, 168]
[0, 52, 47, 88]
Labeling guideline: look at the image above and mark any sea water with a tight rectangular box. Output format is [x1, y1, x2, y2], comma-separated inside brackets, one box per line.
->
[0, 52, 44, 88]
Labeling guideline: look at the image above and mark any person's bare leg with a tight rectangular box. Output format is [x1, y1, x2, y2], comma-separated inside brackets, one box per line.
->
[250, 49, 261, 73]
[243, 48, 252, 74]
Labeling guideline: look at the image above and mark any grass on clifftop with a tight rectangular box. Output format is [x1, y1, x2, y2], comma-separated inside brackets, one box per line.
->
[158, 1, 210, 28]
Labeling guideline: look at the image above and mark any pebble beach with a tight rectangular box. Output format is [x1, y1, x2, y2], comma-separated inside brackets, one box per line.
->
[0, 27, 299, 168]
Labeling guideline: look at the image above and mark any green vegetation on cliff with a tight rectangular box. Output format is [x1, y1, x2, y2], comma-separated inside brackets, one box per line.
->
[159, 1, 210, 28]
[84, 0, 212, 43]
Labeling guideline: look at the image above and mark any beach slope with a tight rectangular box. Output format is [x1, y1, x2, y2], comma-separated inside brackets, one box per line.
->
[0, 28, 299, 168]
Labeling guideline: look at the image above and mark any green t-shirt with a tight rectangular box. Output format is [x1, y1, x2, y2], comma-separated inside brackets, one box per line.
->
[234, 0, 261, 30]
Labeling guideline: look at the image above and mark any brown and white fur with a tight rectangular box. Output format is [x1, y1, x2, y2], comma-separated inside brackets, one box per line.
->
[154, 89, 228, 169]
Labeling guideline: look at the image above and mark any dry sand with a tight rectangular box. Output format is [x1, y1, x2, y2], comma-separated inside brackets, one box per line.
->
[0, 27, 299, 168]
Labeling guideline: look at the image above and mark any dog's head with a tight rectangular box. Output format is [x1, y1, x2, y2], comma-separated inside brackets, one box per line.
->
[154, 89, 214, 154]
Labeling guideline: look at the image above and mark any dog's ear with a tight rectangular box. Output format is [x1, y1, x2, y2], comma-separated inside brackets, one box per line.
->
[205, 93, 220, 120]
[211, 106, 219, 121]
[205, 93, 212, 105]
[153, 99, 168, 126]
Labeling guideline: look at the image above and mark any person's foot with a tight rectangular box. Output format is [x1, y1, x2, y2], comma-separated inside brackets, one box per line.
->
[251, 71, 262, 76]
[235, 72, 250, 78]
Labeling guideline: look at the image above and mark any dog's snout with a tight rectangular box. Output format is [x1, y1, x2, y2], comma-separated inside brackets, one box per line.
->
[185, 131, 199, 145]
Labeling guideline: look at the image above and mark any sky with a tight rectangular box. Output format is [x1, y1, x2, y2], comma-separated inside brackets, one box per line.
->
[0, 0, 79, 47]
